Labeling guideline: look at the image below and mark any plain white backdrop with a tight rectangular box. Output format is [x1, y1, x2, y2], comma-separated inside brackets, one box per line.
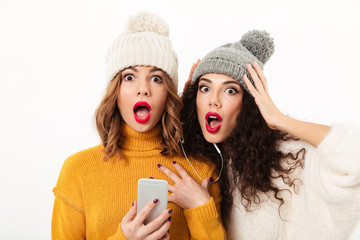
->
[1, 0, 360, 239]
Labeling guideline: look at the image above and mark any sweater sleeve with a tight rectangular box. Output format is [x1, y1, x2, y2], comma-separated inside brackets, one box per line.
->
[52, 196, 86, 239]
[52, 193, 127, 240]
[183, 180, 226, 240]
[293, 123, 360, 238]
[52, 154, 87, 239]
[316, 123, 360, 188]
[52, 154, 128, 240]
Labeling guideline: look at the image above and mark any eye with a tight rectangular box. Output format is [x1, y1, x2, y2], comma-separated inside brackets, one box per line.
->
[225, 88, 238, 95]
[199, 85, 210, 93]
[124, 74, 134, 81]
[151, 75, 163, 83]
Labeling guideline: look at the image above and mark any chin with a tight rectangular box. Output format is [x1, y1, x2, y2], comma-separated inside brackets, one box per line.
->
[203, 133, 224, 144]
[128, 122, 155, 133]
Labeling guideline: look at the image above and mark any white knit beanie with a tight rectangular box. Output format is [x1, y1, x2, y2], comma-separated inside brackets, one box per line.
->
[105, 11, 178, 88]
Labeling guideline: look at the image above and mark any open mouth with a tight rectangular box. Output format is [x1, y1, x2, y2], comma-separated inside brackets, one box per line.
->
[205, 112, 222, 133]
[133, 101, 151, 123]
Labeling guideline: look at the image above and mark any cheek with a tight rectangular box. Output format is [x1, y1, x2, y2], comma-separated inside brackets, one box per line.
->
[196, 96, 204, 123]
[196, 95, 206, 113]
[228, 99, 243, 128]
[154, 89, 168, 115]
[159, 94, 168, 110]
[118, 88, 128, 108]
[159, 88, 168, 106]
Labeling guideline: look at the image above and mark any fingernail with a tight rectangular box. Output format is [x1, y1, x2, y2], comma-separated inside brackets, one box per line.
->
[150, 176, 154, 179]
[153, 198, 159, 203]
[157, 164, 162, 168]
[209, 177, 214, 183]
[132, 201, 134, 206]
[168, 209, 173, 214]
[168, 216, 172, 222]
[172, 161, 176, 164]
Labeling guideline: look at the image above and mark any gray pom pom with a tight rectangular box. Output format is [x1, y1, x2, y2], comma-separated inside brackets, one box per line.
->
[125, 11, 169, 37]
[240, 30, 274, 64]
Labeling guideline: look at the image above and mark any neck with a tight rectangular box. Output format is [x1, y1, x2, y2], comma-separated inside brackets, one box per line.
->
[120, 124, 162, 151]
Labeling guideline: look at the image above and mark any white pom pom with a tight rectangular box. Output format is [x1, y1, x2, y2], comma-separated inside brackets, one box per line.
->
[240, 30, 275, 64]
[125, 11, 169, 37]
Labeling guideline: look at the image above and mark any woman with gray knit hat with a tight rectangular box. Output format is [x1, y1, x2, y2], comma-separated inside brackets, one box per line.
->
[52, 12, 225, 240]
[180, 30, 360, 239]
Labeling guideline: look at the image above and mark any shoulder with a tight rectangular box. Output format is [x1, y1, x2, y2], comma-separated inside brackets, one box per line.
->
[67, 144, 104, 161]
[60, 144, 104, 177]
[53, 145, 103, 210]
[278, 137, 313, 154]
[54, 144, 104, 192]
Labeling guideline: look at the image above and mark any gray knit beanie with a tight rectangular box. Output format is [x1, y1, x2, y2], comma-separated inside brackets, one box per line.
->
[191, 30, 275, 94]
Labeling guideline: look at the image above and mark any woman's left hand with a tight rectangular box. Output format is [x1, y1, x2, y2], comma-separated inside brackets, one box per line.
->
[243, 62, 285, 130]
[157, 161, 212, 209]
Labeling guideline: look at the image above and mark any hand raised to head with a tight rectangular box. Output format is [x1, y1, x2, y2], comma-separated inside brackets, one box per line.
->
[243, 62, 285, 130]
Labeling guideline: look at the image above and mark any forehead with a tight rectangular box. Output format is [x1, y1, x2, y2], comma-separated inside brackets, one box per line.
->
[123, 65, 164, 73]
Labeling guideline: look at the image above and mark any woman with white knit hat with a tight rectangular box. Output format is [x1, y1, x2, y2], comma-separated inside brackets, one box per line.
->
[52, 12, 225, 240]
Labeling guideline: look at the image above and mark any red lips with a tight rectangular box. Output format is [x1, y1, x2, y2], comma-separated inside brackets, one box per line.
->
[205, 112, 222, 133]
[133, 101, 151, 123]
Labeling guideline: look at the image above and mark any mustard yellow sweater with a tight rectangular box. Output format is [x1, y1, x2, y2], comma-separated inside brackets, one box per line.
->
[52, 124, 225, 240]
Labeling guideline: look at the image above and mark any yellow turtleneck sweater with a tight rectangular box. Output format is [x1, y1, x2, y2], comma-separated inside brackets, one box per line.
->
[52, 124, 225, 240]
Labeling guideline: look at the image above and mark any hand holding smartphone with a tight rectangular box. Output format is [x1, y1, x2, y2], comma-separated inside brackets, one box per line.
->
[137, 178, 168, 224]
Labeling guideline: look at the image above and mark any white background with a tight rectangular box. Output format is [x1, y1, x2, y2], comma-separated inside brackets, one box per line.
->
[1, 0, 360, 239]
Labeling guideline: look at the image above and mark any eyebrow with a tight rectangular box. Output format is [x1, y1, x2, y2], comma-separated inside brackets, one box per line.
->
[149, 68, 163, 73]
[124, 66, 138, 72]
[199, 78, 240, 86]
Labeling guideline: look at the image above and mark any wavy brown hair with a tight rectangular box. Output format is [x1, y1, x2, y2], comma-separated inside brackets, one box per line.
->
[181, 80, 305, 226]
[95, 69, 183, 160]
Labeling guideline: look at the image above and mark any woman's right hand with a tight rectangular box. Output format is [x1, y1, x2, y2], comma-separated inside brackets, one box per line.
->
[121, 200, 172, 240]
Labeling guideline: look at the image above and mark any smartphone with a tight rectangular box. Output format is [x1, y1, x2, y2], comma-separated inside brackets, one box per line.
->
[137, 178, 168, 224]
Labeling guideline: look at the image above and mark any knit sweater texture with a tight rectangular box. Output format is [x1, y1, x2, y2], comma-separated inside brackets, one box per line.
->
[227, 123, 360, 240]
[52, 124, 225, 240]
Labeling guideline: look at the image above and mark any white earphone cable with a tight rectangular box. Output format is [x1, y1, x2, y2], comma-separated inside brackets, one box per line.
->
[181, 138, 203, 182]
[212, 143, 223, 183]
[180, 138, 224, 183]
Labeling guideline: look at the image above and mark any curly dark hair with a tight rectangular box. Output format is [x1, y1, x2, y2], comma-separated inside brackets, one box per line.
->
[181, 80, 305, 227]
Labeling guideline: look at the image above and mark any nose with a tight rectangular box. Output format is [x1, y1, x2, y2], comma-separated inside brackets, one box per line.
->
[209, 93, 221, 108]
[137, 79, 150, 96]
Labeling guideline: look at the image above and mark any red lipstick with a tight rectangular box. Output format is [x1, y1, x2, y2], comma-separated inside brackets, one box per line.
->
[205, 112, 222, 133]
[133, 101, 151, 123]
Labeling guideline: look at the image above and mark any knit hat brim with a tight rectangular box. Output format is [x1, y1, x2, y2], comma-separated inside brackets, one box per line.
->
[191, 46, 263, 93]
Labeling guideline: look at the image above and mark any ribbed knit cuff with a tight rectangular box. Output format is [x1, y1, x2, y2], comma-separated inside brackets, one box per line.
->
[107, 223, 127, 240]
[183, 197, 219, 224]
